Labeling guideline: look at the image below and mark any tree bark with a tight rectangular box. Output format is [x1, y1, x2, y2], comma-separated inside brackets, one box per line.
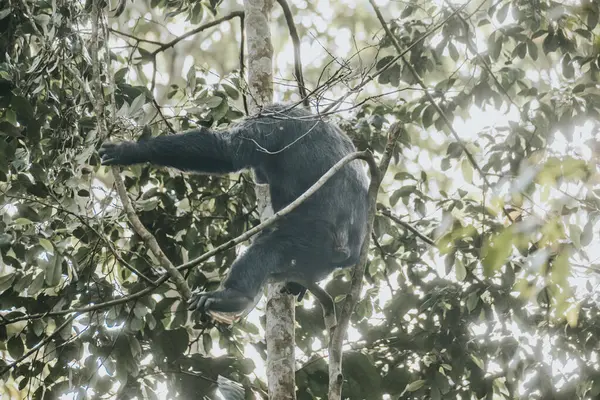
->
[243, 0, 296, 399]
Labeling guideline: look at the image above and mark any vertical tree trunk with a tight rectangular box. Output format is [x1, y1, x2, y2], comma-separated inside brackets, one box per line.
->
[243, 0, 296, 399]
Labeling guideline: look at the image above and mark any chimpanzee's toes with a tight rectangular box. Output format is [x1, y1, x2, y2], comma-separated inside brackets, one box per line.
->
[187, 288, 254, 314]
[280, 282, 307, 301]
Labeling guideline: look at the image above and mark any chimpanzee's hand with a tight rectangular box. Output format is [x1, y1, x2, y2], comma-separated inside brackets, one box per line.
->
[99, 142, 144, 166]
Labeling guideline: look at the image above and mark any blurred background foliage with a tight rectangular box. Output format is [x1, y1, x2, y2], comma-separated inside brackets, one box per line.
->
[1, 0, 600, 398]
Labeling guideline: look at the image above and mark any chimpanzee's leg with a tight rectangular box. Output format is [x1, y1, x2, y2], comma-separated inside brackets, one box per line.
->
[188, 228, 292, 314]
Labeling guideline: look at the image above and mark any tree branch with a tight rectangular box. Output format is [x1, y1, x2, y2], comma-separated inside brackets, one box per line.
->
[2, 151, 376, 326]
[177, 150, 376, 272]
[379, 208, 435, 246]
[328, 122, 402, 399]
[0, 314, 78, 375]
[91, 1, 191, 298]
[0, 285, 158, 326]
[151, 11, 244, 56]
[110, 169, 192, 299]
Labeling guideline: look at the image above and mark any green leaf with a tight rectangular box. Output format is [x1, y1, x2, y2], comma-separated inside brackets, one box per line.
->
[138, 47, 154, 61]
[455, 258, 467, 281]
[482, 229, 513, 276]
[114, 67, 129, 82]
[44, 254, 62, 287]
[444, 252, 455, 275]
[13, 273, 33, 293]
[206, 96, 223, 108]
[497, 3, 509, 23]
[448, 42, 459, 61]
[569, 224, 582, 249]
[470, 354, 484, 370]
[29, 272, 44, 295]
[405, 379, 425, 392]
[588, 10, 599, 28]
[376, 55, 395, 70]
[221, 83, 239, 100]
[581, 221, 594, 246]
[0, 9, 11, 20]
[422, 105, 435, 128]
[7, 336, 24, 359]
[573, 83, 585, 93]
[129, 93, 146, 116]
[389, 190, 402, 207]
[4, 109, 17, 126]
[527, 40, 538, 60]
[130, 317, 144, 331]
[543, 32, 559, 54]
[0, 272, 15, 294]
[447, 142, 463, 158]
[39, 238, 53, 253]
[466, 291, 479, 312]
[186, 65, 197, 92]
[11, 96, 34, 121]
[461, 159, 473, 182]
[562, 54, 574, 78]
[513, 42, 526, 59]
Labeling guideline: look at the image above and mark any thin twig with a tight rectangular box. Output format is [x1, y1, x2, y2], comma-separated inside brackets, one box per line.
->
[443, 0, 518, 108]
[0, 283, 158, 325]
[151, 11, 244, 56]
[239, 13, 248, 115]
[276, 0, 309, 107]
[379, 208, 435, 246]
[2, 193, 156, 284]
[109, 28, 164, 46]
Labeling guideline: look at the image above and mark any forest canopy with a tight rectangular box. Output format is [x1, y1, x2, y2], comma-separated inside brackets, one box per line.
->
[1, 0, 600, 399]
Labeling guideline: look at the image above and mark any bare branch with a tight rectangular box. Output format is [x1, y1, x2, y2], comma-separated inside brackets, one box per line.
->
[238, 13, 249, 115]
[328, 122, 402, 399]
[109, 28, 164, 46]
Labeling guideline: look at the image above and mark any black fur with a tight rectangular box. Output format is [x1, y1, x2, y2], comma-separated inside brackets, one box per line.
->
[99, 104, 369, 315]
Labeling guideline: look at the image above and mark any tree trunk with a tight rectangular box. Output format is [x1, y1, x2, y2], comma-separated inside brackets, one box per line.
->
[243, 0, 296, 399]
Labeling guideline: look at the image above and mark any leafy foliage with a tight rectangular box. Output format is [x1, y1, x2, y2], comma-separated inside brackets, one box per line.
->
[1, 0, 600, 399]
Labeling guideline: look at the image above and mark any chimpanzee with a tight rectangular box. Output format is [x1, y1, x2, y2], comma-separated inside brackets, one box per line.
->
[99, 103, 369, 316]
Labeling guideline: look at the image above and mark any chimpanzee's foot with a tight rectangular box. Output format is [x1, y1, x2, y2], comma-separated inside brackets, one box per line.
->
[187, 288, 254, 314]
[281, 282, 307, 301]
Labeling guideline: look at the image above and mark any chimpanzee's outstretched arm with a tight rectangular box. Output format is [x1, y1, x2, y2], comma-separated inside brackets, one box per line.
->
[99, 128, 252, 174]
